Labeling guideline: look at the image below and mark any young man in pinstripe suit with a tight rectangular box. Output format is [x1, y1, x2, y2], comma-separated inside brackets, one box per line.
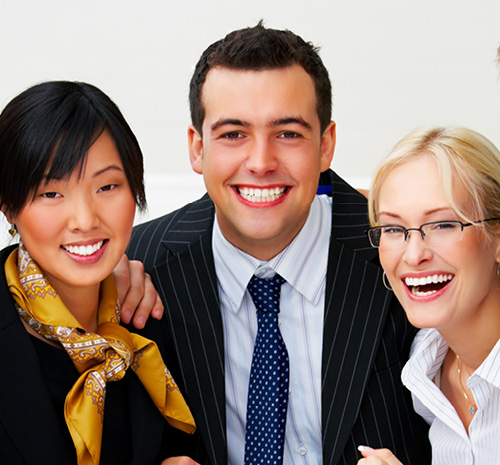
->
[126, 23, 431, 465]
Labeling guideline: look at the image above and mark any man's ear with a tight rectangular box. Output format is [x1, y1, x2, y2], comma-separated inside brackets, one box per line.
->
[320, 121, 336, 172]
[188, 124, 204, 174]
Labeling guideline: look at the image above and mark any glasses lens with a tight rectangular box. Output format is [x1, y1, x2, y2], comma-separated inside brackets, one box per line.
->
[368, 229, 381, 247]
[371, 226, 406, 248]
[421, 221, 462, 245]
[371, 221, 463, 248]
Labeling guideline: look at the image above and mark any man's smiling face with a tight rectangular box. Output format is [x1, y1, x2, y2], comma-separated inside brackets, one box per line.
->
[188, 65, 335, 260]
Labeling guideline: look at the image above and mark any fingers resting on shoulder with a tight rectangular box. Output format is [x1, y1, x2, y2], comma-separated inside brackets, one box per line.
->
[113, 254, 164, 329]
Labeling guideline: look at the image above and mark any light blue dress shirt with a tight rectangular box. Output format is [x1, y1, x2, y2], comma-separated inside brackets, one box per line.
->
[213, 195, 332, 465]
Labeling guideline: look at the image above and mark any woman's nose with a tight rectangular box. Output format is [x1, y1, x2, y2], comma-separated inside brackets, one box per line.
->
[67, 197, 100, 232]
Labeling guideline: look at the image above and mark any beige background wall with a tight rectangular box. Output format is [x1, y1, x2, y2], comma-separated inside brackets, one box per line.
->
[1, 0, 499, 246]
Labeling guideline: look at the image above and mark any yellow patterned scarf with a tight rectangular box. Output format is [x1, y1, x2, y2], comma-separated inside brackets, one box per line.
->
[5, 243, 195, 465]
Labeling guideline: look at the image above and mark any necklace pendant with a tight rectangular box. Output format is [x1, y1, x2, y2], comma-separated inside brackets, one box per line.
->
[470, 406, 475, 415]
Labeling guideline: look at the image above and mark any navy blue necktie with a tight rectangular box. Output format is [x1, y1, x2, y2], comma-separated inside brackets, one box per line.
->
[244, 274, 289, 465]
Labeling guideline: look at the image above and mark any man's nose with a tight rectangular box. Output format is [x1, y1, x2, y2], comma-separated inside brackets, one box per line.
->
[245, 138, 278, 175]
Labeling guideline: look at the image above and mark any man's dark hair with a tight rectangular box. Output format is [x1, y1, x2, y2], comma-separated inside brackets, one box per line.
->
[0, 81, 146, 217]
[189, 21, 332, 135]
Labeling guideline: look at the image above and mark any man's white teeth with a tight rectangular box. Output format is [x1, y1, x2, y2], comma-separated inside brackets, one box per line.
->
[405, 274, 453, 297]
[63, 241, 104, 256]
[238, 186, 286, 202]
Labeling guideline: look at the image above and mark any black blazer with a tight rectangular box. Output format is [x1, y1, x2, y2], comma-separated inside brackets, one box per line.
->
[127, 170, 431, 465]
[0, 246, 192, 464]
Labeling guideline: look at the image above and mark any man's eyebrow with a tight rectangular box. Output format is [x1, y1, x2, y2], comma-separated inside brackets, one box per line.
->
[210, 116, 313, 132]
[210, 119, 250, 131]
[269, 117, 312, 130]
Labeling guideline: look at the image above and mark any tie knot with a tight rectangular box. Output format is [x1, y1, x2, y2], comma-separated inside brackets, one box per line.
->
[247, 274, 285, 314]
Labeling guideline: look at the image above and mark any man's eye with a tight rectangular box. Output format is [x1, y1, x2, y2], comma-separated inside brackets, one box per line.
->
[279, 131, 301, 139]
[221, 132, 242, 139]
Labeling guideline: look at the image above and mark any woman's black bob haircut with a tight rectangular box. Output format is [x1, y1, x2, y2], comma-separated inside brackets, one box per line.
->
[0, 81, 146, 218]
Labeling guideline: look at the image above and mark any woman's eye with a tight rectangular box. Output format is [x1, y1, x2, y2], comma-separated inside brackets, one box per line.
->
[382, 226, 404, 235]
[40, 192, 61, 199]
[98, 184, 117, 192]
[432, 221, 458, 231]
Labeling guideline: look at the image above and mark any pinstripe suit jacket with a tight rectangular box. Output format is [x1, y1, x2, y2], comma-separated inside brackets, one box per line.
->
[127, 169, 431, 465]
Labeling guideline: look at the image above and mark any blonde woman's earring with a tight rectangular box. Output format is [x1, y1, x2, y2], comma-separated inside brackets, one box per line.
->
[8, 224, 17, 237]
[497, 262, 500, 280]
[382, 271, 393, 291]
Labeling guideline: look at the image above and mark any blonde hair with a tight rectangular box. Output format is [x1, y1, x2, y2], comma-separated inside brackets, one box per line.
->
[369, 126, 500, 240]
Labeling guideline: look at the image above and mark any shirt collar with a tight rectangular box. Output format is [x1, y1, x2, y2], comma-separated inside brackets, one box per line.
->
[403, 328, 500, 390]
[212, 195, 332, 313]
[472, 336, 500, 389]
[402, 328, 448, 384]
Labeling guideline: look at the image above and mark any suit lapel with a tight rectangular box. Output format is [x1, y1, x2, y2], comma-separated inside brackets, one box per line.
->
[127, 374, 165, 464]
[148, 183, 392, 465]
[152, 219, 227, 465]
[320, 171, 393, 465]
[0, 252, 75, 463]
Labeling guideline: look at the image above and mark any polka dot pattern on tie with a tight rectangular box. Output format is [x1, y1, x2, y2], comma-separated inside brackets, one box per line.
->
[244, 274, 289, 465]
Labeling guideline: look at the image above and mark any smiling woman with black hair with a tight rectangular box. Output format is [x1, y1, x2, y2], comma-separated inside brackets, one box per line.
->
[0, 81, 196, 465]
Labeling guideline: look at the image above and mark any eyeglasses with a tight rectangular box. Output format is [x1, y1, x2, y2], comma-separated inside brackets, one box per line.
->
[367, 218, 500, 249]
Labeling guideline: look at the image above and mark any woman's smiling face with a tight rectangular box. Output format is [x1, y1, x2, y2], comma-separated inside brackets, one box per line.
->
[11, 130, 136, 302]
[377, 153, 500, 334]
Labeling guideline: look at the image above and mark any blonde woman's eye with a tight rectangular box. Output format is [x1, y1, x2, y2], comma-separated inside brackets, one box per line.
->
[432, 221, 459, 231]
[381, 226, 404, 235]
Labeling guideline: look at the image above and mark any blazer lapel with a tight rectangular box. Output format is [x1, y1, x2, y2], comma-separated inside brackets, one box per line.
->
[320, 171, 393, 465]
[146, 185, 392, 465]
[152, 223, 227, 465]
[127, 373, 166, 464]
[0, 254, 75, 463]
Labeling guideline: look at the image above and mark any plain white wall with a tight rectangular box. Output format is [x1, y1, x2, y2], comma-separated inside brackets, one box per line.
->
[1, 0, 499, 246]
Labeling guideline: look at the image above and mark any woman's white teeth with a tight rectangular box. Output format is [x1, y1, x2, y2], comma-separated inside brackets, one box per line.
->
[405, 274, 453, 296]
[63, 241, 104, 256]
[411, 289, 435, 297]
[405, 274, 453, 286]
[238, 186, 286, 202]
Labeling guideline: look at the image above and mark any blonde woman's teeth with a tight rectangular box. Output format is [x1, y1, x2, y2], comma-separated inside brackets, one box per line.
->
[405, 274, 453, 287]
[405, 274, 453, 296]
